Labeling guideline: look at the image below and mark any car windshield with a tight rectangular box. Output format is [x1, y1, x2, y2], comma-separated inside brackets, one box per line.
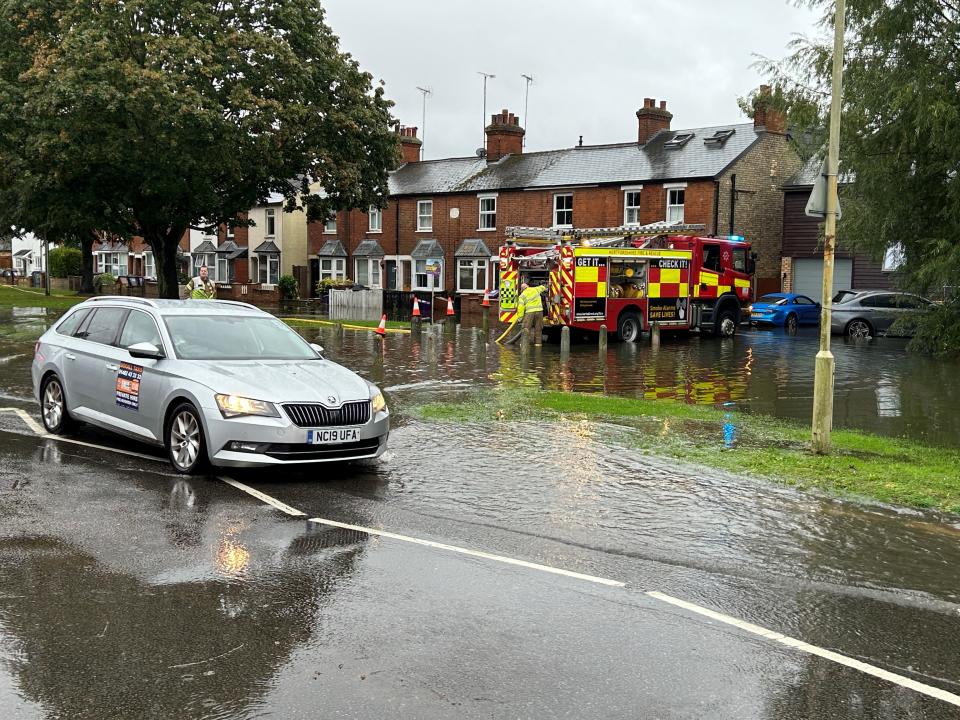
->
[165, 315, 317, 360]
[757, 295, 788, 305]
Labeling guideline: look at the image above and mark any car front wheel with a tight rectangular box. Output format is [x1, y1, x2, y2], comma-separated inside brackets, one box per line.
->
[167, 403, 208, 474]
[40, 375, 75, 434]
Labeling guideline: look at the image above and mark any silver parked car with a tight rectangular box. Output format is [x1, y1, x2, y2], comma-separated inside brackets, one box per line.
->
[830, 290, 933, 339]
[32, 297, 389, 473]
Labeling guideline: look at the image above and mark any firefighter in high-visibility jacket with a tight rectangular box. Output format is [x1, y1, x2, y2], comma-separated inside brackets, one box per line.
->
[185, 265, 216, 299]
[516, 281, 547, 345]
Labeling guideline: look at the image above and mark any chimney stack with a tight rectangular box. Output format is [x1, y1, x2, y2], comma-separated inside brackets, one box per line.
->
[484, 109, 525, 162]
[397, 125, 422, 164]
[636, 97, 673, 145]
[752, 85, 786, 134]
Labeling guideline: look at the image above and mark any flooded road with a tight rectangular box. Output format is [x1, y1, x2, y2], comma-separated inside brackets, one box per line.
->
[1, 304, 960, 717]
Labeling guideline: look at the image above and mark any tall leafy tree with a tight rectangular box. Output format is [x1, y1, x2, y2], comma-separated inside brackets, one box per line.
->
[755, 0, 960, 354]
[0, 0, 397, 298]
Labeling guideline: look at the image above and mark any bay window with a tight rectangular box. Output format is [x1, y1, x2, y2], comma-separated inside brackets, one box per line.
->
[456, 258, 487, 293]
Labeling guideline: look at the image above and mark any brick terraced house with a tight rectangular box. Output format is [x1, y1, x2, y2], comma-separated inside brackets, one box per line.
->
[312, 88, 802, 299]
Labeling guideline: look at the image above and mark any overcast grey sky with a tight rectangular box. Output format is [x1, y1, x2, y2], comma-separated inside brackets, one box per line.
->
[324, 0, 822, 160]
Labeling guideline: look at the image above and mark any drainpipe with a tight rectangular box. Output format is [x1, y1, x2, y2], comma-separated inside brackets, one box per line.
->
[712, 180, 720, 236]
[728, 173, 737, 236]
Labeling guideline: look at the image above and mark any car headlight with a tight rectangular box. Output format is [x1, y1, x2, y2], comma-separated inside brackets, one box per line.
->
[371, 392, 387, 414]
[215, 394, 280, 419]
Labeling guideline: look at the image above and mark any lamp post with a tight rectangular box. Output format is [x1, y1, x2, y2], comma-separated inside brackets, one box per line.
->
[811, 0, 846, 454]
[478, 71, 495, 149]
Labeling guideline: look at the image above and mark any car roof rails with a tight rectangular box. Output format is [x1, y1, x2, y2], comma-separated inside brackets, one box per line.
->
[209, 299, 261, 311]
[83, 296, 158, 307]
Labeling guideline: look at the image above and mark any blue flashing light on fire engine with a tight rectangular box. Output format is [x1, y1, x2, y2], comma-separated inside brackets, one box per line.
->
[726, 235, 745, 242]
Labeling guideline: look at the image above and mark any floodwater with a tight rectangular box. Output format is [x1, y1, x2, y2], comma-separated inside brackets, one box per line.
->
[3, 306, 959, 446]
[3, 305, 960, 717]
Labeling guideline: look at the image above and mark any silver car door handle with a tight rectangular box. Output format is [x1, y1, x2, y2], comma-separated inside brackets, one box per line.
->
[65, 353, 76, 360]
[106, 363, 119, 371]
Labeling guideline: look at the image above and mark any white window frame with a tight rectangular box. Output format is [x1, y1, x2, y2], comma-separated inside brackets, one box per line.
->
[101, 252, 127, 277]
[665, 183, 687, 223]
[368, 206, 383, 233]
[417, 200, 433, 232]
[15, 254, 30, 276]
[354, 257, 382, 288]
[193, 252, 216, 278]
[490, 256, 501, 290]
[324, 214, 337, 234]
[456, 258, 488, 293]
[217, 256, 229, 283]
[553, 193, 573, 228]
[478, 194, 497, 231]
[413, 258, 443, 291]
[319, 257, 346, 281]
[622, 185, 643, 226]
[258, 254, 280, 285]
[143, 251, 156, 280]
[265, 208, 276, 238]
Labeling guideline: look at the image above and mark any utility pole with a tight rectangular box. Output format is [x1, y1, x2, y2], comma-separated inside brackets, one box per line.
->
[415, 86, 431, 160]
[811, 0, 846, 454]
[521, 74, 534, 147]
[478, 71, 495, 148]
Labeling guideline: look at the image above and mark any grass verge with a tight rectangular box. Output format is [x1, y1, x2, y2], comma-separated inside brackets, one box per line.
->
[410, 387, 960, 513]
[0, 285, 83, 310]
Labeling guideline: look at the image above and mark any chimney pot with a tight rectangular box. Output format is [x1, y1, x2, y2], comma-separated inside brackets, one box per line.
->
[636, 96, 673, 144]
[484, 106, 525, 162]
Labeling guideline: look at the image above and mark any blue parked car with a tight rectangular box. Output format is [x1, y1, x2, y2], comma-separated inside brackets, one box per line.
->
[748, 293, 820, 331]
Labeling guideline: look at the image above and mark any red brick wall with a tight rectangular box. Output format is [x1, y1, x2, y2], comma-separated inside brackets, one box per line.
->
[310, 182, 720, 291]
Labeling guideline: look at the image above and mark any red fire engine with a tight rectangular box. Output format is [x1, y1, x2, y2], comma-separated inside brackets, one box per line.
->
[497, 223, 755, 341]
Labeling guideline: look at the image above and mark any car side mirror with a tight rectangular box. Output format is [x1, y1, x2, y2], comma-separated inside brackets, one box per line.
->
[128, 342, 164, 360]
[310, 343, 325, 356]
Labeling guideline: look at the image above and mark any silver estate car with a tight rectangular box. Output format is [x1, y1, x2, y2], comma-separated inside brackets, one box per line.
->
[830, 290, 933, 339]
[32, 297, 389, 473]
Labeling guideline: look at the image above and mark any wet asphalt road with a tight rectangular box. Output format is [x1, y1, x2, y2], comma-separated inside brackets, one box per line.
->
[3, 309, 960, 718]
[2, 411, 960, 719]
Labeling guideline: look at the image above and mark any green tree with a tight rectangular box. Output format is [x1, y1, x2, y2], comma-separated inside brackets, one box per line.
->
[0, 0, 398, 298]
[48, 246, 82, 278]
[756, 0, 960, 355]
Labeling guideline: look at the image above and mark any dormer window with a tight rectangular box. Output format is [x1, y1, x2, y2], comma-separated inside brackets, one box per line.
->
[664, 133, 694, 149]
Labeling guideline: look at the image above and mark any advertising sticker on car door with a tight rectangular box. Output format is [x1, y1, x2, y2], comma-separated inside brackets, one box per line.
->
[116, 362, 143, 410]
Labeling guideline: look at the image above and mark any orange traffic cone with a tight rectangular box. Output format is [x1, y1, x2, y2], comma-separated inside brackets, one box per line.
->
[412, 296, 421, 317]
[481, 289, 491, 307]
[446, 296, 455, 316]
[375, 314, 387, 336]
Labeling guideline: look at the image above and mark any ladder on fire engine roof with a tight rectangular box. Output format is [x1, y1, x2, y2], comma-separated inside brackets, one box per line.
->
[505, 221, 708, 261]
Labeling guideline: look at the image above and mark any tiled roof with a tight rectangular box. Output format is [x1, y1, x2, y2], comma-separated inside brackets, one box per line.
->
[388, 123, 761, 196]
[253, 240, 281, 254]
[13, 248, 32, 257]
[318, 240, 347, 257]
[411, 239, 443, 259]
[784, 154, 855, 188]
[192, 240, 217, 254]
[455, 239, 492, 257]
[354, 239, 385, 257]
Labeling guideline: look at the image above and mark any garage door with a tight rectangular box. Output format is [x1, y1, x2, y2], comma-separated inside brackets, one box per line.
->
[792, 258, 853, 300]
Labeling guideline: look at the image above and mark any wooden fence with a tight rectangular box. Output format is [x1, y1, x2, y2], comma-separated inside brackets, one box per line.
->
[329, 289, 383, 321]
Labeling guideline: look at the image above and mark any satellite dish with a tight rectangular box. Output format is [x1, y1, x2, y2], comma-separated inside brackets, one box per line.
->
[476, 147, 487, 158]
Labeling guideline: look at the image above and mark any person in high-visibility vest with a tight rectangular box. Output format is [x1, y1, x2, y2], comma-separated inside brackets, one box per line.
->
[516, 281, 547, 346]
[185, 265, 216, 299]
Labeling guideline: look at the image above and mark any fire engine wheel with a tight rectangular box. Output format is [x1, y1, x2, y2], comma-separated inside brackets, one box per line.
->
[617, 311, 642, 343]
[715, 307, 739, 337]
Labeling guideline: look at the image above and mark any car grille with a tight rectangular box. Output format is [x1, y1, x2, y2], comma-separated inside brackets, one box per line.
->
[283, 401, 371, 428]
[263, 437, 382, 461]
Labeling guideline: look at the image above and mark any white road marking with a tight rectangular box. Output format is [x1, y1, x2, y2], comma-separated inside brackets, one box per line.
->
[5, 407, 959, 706]
[646, 590, 960, 708]
[306, 516, 626, 587]
[217, 477, 307, 517]
[13, 408, 45, 436]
